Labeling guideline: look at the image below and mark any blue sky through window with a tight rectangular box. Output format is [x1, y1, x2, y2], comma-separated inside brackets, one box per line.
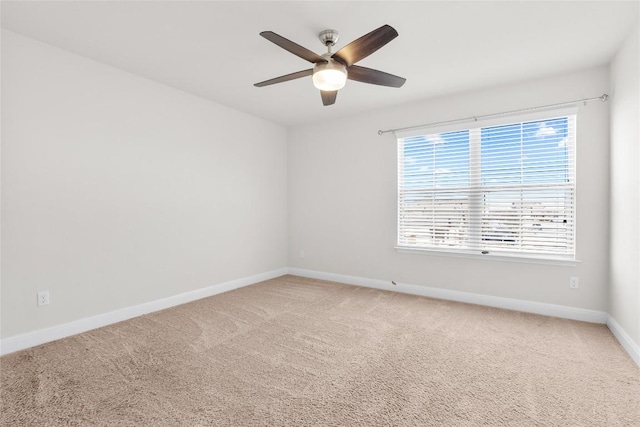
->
[398, 114, 574, 256]
[402, 116, 570, 192]
[401, 130, 469, 195]
[482, 117, 570, 187]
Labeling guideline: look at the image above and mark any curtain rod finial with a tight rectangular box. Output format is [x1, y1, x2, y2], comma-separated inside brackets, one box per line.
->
[601, 94, 609, 102]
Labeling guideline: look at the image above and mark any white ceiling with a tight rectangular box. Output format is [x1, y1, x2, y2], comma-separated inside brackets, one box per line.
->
[2, 1, 638, 127]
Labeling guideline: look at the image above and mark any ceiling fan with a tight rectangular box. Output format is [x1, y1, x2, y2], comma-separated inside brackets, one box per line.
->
[254, 24, 406, 106]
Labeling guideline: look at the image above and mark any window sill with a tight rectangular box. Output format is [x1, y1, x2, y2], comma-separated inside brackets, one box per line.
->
[394, 246, 580, 267]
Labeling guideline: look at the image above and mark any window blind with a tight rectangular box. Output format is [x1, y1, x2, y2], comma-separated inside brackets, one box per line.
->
[397, 110, 576, 260]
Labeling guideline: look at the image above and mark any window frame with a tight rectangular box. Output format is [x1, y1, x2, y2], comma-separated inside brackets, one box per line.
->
[395, 107, 579, 265]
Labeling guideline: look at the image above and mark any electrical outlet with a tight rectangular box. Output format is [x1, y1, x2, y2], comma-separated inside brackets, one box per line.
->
[37, 291, 50, 306]
[569, 277, 579, 289]
[299, 250, 305, 258]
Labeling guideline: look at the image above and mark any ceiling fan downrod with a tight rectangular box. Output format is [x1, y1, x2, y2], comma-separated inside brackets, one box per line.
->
[318, 29, 339, 53]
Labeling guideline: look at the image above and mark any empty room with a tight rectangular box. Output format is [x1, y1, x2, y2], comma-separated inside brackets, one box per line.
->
[1, 1, 639, 425]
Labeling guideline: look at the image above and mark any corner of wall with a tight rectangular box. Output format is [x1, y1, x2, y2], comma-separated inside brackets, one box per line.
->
[608, 20, 640, 358]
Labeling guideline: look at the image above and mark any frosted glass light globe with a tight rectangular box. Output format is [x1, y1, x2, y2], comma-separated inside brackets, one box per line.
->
[313, 60, 347, 91]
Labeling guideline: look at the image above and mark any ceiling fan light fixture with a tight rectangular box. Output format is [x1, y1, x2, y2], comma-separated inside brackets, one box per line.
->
[312, 59, 347, 91]
[255, 25, 405, 106]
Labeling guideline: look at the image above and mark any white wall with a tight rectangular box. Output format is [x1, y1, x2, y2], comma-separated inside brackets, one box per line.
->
[289, 67, 610, 311]
[609, 23, 640, 348]
[1, 30, 288, 339]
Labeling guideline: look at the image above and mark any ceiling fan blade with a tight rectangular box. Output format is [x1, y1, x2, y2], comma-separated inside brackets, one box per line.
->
[260, 31, 327, 63]
[321, 90, 337, 106]
[254, 69, 313, 87]
[347, 65, 406, 88]
[332, 24, 398, 67]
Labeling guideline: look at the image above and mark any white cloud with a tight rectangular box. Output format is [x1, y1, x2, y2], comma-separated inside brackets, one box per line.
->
[435, 168, 451, 174]
[536, 125, 556, 137]
[426, 135, 446, 145]
[557, 137, 568, 148]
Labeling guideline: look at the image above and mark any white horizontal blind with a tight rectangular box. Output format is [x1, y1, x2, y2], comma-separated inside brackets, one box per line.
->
[397, 112, 576, 259]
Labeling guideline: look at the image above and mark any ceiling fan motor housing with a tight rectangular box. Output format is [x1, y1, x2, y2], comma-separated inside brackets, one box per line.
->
[318, 29, 339, 46]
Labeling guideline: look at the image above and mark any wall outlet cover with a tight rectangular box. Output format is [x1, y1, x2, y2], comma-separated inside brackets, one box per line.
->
[37, 291, 50, 306]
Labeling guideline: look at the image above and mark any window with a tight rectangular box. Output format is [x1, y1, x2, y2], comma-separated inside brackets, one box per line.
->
[397, 109, 576, 261]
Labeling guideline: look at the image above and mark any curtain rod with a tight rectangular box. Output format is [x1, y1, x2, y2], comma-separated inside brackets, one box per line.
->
[377, 93, 609, 136]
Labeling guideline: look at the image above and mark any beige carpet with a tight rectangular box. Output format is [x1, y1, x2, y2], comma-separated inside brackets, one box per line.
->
[1, 275, 638, 426]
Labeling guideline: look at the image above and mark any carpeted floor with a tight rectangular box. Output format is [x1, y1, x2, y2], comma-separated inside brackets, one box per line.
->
[1, 275, 638, 426]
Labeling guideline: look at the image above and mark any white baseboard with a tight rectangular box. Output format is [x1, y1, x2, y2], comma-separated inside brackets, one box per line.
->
[0, 268, 288, 356]
[5, 267, 636, 368]
[288, 268, 640, 365]
[606, 315, 640, 367]
[288, 268, 608, 324]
